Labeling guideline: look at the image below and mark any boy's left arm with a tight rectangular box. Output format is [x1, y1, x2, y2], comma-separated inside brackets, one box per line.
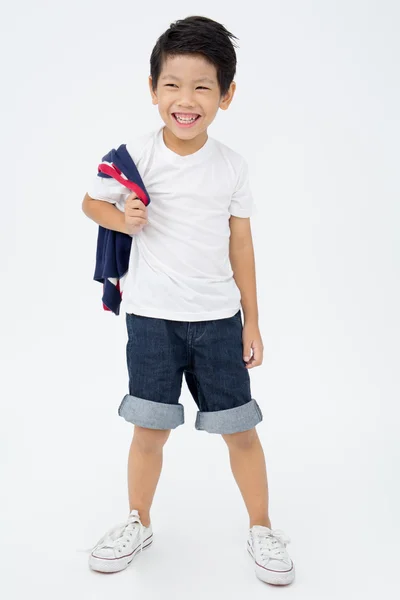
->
[229, 216, 264, 369]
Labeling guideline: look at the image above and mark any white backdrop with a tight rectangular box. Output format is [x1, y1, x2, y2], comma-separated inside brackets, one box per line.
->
[2, 1, 399, 598]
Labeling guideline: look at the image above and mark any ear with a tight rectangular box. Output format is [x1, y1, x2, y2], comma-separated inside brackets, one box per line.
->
[149, 76, 158, 105]
[219, 81, 236, 111]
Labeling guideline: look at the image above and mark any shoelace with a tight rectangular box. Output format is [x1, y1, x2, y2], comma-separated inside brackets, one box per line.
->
[255, 529, 291, 560]
[90, 513, 145, 555]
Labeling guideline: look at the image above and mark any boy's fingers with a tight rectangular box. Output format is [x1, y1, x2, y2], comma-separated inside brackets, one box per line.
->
[246, 356, 259, 369]
[126, 198, 145, 209]
[246, 347, 263, 369]
[126, 204, 147, 216]
[244, 341, 263, 369]
[126, 216, 144, 223]
[243, 341, 252, 363]
[126, 209, 146, 218]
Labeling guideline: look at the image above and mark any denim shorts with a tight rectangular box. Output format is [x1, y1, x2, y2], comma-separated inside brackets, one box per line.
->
[118, 310, 263, 434]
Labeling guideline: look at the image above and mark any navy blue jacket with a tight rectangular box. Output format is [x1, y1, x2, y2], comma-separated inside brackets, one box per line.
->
[93, 144, 151, 315]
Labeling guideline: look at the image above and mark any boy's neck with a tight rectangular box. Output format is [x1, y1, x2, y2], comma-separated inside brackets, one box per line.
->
[162, 126, 208, 157]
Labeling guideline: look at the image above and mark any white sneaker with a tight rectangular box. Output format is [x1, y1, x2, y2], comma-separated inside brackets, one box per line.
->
[89, 509, 153, 573]
[247, 525, 295, 585]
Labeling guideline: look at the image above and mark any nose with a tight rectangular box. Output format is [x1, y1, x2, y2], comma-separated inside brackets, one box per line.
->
[177, 87, 196, 108]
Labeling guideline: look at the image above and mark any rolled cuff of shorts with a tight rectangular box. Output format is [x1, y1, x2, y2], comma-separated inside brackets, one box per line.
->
[118, 394, 184, 430]
[195, 399, 263, 434]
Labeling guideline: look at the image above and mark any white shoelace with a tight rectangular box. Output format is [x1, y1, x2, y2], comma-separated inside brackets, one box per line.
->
[90, 512, 145, 555]
[254, 529, 291, 561]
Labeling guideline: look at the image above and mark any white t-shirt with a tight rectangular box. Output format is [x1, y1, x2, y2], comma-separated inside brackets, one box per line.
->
[88, 127, 254, 321]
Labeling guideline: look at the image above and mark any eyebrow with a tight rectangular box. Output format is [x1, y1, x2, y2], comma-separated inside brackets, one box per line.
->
[160, 74, 216, 84]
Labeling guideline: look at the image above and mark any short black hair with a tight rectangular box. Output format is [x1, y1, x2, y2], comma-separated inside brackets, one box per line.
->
[150, 16, 238, 97]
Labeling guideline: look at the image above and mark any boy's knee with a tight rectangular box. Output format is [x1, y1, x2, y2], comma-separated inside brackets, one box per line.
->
[222, 428, 258, 451]
[133, 425, 171, 452]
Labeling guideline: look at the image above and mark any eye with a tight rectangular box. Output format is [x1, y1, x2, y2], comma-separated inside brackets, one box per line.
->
[165, 84, 178, 88]
[197, 86, 210, 90]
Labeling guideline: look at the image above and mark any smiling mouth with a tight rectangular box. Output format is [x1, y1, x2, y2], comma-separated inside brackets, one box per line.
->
[172, 113, 201, 125]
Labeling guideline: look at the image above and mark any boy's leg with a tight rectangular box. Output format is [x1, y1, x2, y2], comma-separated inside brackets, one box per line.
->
[128, 425, 171, 527]
[185, 312, 265, 528]
[222, 428, 271, 528]
[187, 312, 294, 584]
[119, 313, 188, 526]
[185, 311, 265, 524]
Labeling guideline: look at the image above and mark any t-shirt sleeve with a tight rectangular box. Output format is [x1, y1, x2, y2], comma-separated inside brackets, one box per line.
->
[87, 173, 130, 210]
[86, 146, 132, 212]
[86, 132, 154, 210]
[229, 159, 254, 218]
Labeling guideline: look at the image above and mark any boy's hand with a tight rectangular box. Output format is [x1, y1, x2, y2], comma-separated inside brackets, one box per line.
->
[242, 323, 264, 369]
[124, 192, 148, 235]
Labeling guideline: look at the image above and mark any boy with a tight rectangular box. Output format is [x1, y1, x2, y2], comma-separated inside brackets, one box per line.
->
[82, 16, 295, 586]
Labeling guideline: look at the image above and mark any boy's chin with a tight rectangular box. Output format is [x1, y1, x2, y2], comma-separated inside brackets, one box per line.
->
[164, 120, 208, 141]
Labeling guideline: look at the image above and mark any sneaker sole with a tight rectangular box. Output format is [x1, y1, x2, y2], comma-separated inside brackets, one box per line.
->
[89, 535, 154, 573]
[247, 541, 295, 586]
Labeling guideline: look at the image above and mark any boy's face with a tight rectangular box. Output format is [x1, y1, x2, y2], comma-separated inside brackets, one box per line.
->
[149, 54, 235, 142]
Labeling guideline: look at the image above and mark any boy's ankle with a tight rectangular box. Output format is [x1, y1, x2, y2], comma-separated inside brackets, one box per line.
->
[130, 508, 151, 528]
[250, 518, 272, 529]
[141, 518, 151, 528]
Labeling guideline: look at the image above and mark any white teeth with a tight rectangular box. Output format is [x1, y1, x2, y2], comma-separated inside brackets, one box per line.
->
[175, 114, 198, 123]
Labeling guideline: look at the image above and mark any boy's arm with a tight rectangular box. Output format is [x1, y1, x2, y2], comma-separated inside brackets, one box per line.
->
[82, 193, 148, 235]
[229, 216, 264, 369]
[82, 193, 128, 233]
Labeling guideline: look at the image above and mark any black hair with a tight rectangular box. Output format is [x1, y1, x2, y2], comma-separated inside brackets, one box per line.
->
[150, 16, 238, 97]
